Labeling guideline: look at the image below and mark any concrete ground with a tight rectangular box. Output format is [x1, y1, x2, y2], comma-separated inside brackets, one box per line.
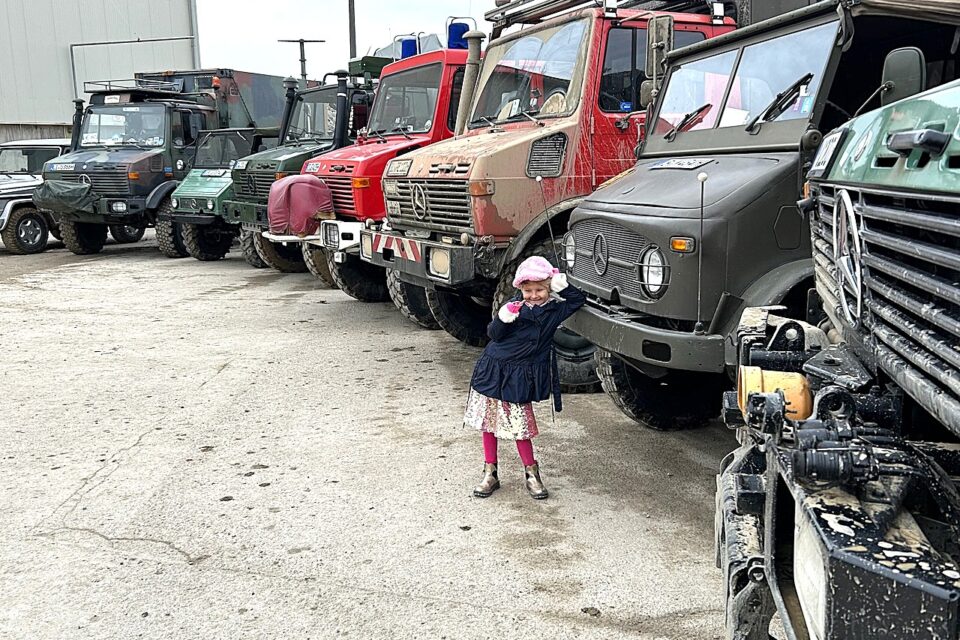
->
[0, 235, 738, 639]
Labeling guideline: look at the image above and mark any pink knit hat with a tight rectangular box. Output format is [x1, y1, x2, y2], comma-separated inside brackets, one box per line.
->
[512, 256, 559, 288]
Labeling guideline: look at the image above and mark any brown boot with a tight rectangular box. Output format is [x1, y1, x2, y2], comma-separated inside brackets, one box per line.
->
[524, 463, 548, 500]
[473, 463, 500, 498]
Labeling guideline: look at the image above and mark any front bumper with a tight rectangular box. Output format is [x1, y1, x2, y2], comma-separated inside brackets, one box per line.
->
[57, 197, 149, 224]
[563, 299, 726, 372]
[360, 230, 476, 286]
[321, 220, 363, 252]
[221, 199, 267, 228]
[167, 209, 220, 225]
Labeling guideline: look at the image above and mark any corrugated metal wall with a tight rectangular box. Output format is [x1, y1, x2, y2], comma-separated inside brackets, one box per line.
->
[0, 0, 199, 143]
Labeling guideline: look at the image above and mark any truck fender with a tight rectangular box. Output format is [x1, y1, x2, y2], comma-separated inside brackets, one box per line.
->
[146, 181, 179, 211]
[740, 259, 814, 309]
[499, 196, 585, 269]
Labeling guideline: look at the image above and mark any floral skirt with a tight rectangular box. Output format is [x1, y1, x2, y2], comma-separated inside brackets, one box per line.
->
[463, 388, 540, 440]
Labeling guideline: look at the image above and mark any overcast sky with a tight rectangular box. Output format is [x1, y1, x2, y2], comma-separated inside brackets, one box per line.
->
[196, 1, 490, 79]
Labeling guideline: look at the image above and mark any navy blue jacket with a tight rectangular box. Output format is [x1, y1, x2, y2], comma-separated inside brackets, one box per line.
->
[469, 284, 586, 411]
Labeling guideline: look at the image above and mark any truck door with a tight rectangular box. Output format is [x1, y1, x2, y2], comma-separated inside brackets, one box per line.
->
[171, 110, 205, 179]
[592, 26, 708, 181]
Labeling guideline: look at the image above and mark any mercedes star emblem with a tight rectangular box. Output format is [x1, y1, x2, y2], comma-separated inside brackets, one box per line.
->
[832, 189, 863, 326]
[79, 174, 92, 186]
[411, 183, 428, 221]
[592, 233, 609, 276]
[246, 173, 256, 193]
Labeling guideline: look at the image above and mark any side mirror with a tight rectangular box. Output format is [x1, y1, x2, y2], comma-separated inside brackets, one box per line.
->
[645, 15, 675, 88]
[881, 47, 926, 106]
[639, 80, 655, 109]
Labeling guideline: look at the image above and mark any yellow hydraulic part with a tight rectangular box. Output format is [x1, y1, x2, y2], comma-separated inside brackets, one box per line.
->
[737, 365, 813, 421]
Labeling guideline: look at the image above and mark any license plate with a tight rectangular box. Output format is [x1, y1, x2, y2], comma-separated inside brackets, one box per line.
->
[650, 157, 713, 170]
[52, 163, 74, 171]
[386, 200, 401, 216]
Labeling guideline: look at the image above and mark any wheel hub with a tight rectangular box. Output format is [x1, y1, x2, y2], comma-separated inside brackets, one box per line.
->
[18, 218, 42, 246]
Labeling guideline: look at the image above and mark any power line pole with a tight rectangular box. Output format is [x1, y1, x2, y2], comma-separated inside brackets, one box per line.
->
[348, 0, 357, 58]
[278, 38, 325, 85]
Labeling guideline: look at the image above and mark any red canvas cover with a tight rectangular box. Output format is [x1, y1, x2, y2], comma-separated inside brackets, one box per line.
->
[267, 174, 335, 236]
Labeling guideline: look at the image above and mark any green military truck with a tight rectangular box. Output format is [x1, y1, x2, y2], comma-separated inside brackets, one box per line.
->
[169, 127, 279, 261]
[221, 59, 385, 271]
[35, 69, 287, 257]
[718, 41, 960, 640]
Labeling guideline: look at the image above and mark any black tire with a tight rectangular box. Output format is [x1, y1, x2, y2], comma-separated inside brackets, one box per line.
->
[1, 207, 49, 254]
[595, 348, 724, 430]
[387, 269, 439, 329]
[240, 230, 268, 268]
[426, 287, 490, 347]
[252, 232, 308, 273]
[60, 220, 106, 255]
[326, 252, 389, 301]
[302, 243, 337, 288]
[109, 224, 145, 244]
[182, 223, 234, 261]
[494, 237, 600, 394]
[155, 200, 188, 258]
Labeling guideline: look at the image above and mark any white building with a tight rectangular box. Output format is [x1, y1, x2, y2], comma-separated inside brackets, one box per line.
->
[0, 0, 200, 143]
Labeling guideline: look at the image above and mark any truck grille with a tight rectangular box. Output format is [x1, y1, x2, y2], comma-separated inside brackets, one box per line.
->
[388, 179, 472, 233]
[61, 171, 129, 195]
[322, 176, 356, 215]
[527, 133, 567, 178]
[569, 218, 651, 302]
[233, 171, 276, 199]
[813, 184, 960, 434]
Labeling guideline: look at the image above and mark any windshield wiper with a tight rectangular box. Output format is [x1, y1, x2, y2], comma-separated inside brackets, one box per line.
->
[469, 116, 498, 128]
[368, 129, 387, 142]
[663, 103, 712, 142]
[506, 109, 543, 126]
[745, 72, 814, 133]
[390, 126, 413, 140]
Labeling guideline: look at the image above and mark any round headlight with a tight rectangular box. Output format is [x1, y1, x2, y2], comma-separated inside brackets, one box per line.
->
[640, 246, 667, 297]
[206, 199, 215, 211]
[171, 197, 179, 208]
[563, 233, 576, 269]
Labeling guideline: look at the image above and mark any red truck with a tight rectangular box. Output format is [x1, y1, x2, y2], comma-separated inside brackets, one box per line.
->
[266, 46, 469, 327]
[360, 0, 734, 390]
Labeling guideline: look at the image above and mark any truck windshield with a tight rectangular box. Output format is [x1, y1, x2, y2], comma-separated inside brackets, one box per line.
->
[470, 18, 590, 125]
[194, 131, 257, 169]
[367, 63, 443, 135]
[286, 86, 339, 143]
[653, 20, 838, 137]
[80, 104, 167, 147]
[0, 147, 60, 174]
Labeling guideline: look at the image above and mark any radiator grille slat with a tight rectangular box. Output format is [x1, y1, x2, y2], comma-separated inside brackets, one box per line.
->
[813, 183, 960, 434]
[322, 176, 356, 215]
[233, 171, 276, 199]
[570, 218, 650, 301]
[61, 171, 129, 195]
[386, 179, 472, 233]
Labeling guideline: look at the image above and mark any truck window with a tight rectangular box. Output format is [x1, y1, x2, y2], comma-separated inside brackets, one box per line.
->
[653, 50, 738, 134]
[367, 63, 444, 134]
[600, 28, 705, 113]
[447, 67, 466, 132]
[718, 21, 836, 127]
[0, 148, 59, 173]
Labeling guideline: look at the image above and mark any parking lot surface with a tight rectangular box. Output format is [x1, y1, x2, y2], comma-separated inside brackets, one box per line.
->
[0, 237, 738, 639]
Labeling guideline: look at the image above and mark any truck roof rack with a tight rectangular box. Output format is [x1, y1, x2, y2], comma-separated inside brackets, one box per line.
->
[83, 78, 184, 94]
[485, 0, 715, 33]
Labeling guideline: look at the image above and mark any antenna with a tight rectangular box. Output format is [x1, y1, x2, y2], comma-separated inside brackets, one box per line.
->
[535, 175, 563, 266]
[694, 171, 707, 335]
[278, 39, 325, 85]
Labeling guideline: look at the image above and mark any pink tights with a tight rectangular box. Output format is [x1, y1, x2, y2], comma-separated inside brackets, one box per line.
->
[483, 432, 536, 466]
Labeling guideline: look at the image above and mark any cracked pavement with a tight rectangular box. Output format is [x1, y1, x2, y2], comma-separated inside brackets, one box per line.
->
[0, 235, 738, 639]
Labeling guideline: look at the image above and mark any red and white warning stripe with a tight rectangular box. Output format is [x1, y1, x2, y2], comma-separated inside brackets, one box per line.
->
[372, 233, 422, 262]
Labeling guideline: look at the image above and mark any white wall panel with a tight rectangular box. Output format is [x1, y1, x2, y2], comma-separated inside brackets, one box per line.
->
[0, 0, 197, 126]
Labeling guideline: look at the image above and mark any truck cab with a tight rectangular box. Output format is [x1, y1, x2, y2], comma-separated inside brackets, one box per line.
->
[221, 65, 382, 272]
[361, 0, 731, 389]
[562, 1, 960, 428]
[718, 27, 960, 640]
[0, 139, 70, 254]
[34, 70, 287, 257]
[284, 47, 467, 315]
[169, 127, 279, 261]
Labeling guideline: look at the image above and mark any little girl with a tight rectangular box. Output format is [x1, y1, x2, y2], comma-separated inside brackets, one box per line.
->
[463, 256, 586, 500]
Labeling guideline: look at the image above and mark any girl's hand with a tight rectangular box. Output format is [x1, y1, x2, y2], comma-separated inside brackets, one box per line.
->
[550, 272, 569, 292]
[498, 301, 522, 323]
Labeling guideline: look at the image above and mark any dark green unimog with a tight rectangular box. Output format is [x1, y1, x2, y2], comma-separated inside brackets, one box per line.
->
[221, 59, 385, 271]
[35, 69, 287, 256]
[169, 127, 279, 261]
[718, 30, 960, 640]
[564, 0, 960, 429]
